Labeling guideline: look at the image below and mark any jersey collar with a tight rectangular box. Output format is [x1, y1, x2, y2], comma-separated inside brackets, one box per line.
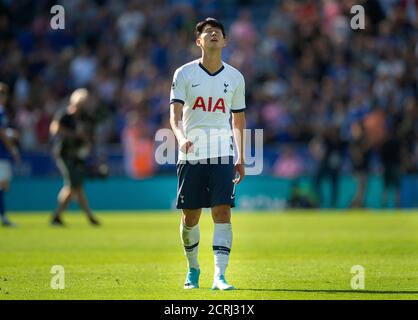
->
[198, 62, 225, 77]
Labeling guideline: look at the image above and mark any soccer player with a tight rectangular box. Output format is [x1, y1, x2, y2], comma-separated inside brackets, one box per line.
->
[169, 18, 246, 290]
[49, 88, 100, 226]
[0, 82, 20, 227]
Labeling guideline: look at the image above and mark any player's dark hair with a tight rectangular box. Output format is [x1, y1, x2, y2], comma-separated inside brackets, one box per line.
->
[195, 18, 226, 38]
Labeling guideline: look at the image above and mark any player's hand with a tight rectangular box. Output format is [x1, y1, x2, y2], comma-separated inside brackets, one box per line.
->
[179, 139, 194, 154]
[234, 162, 245, 184]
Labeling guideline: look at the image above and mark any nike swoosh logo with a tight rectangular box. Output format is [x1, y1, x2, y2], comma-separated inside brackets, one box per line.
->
[231, 195, 235, 199]
[192, 84, 200, 87]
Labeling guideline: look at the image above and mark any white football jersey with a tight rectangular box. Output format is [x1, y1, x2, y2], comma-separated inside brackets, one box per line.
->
[170, 59, 246, 161]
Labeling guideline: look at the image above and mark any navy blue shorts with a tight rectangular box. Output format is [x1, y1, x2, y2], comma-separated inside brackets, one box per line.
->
[176, 156, 236, 209]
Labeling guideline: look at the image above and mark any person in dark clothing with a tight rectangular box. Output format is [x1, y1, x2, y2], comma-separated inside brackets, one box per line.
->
[0, 82, 20, 227]
[379, 131, 402, 208]
[49, 88, 100, 226]
[310, 125, 346, 208]
[398, 98, 418, 174]
[349, 121, 372, 208]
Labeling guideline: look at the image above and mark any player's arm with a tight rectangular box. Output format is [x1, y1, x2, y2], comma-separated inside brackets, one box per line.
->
[49, 118, 78, 139]
[231, 73, 246, 184]
[0, 127, 20, 163]
[169, 102, 193, 153]
[232, 111, 246, 184]
[169, 67, 193, 154]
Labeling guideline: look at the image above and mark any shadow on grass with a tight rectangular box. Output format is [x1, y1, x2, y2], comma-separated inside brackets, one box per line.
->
[235, 288, 418, 295]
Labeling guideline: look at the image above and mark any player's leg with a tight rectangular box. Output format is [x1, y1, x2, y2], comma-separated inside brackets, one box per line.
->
[181, 209, 202, 267]
[0, 161, 15, 227]
[209, 156, 235, 290]
[0, 187, 4, 224]
[65, 159, 100, 225]
[51, 185, 72, 225]
[180, 209, 202, 289]
[177, 159, 208, 289]
[51, 158, 72, 225]
[211, 204, 234, 290]
[74, 186, 100, 226]
[0, 180, 13, 226]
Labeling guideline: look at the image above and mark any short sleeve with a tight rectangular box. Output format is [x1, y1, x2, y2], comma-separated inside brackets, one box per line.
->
[231, 74, 246, 113]
[59, 114, 73, 129]
[170, 68, 186, 105]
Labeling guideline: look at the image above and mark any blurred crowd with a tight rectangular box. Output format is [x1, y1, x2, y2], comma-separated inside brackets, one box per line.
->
[0, 0, 417, 181]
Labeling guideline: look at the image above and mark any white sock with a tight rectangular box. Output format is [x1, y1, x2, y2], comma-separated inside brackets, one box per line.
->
[213, 223, 232, 278]
[180, 222, 200, 270]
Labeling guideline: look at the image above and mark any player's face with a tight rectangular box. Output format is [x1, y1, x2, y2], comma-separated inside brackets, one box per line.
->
[197, 25, 226, 50]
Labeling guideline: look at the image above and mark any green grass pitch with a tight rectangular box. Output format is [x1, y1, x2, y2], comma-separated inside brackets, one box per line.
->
[1, 210, 418, 300]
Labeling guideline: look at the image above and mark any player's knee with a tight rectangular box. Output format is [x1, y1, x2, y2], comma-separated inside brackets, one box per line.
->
[212, 207, 231, 223]
[183, 215, 199, 227]
[58, 186, 71, 201]
[213, 215, 231, 223]
[182, 210, 201, 227]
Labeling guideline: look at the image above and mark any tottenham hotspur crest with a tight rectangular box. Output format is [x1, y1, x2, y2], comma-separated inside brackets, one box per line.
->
[224, 82, 229, 93]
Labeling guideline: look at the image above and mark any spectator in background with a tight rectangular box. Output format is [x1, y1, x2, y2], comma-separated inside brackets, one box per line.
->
[399, 97, 418, 173]
[310, 125, 346, 208]
[122, 109, 155, 178]
[117, 2, 146, 50]
[228, 8, 258, 79]
[69, 45, 97, 88]
[0, 82, 20, 227]
[49, 88, 100, 226]
[0, 0, 415, 189]
[15, 103, 39, 151]
[273, 145, 303, 179]
[283, 142, 317, 209]
[349, 121, 371, 208]
[229, 8, 257, 47]
[379, 125, 402, 208]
